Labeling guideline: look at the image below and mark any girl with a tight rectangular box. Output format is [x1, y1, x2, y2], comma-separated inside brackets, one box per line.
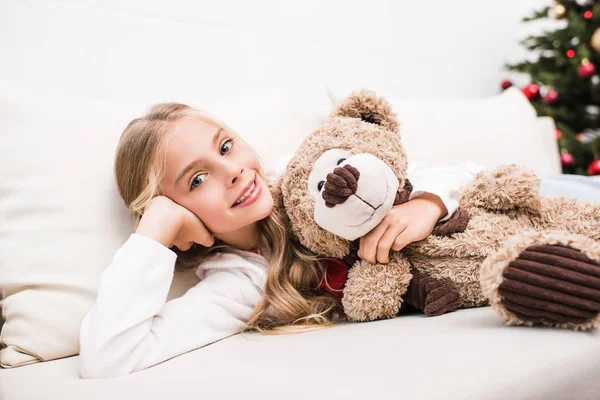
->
[78, 103, 472, 379]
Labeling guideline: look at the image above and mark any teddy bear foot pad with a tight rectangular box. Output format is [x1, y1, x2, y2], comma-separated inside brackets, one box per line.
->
[498, 244, 600, 326]
[405, 269, 461, 317]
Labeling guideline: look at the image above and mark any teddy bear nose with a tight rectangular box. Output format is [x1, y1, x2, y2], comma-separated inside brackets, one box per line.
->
[322, 164, 360, 208]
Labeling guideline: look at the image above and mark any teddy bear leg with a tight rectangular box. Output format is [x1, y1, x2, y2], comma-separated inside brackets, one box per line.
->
[342, 254, 412, 322]
[481, 231, 600, 330]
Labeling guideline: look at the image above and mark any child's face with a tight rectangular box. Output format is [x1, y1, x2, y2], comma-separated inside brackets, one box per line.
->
[160, 116, 273, 235]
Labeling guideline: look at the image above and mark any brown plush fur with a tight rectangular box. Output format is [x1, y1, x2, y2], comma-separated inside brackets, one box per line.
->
[342, 252, 412, 322]
[279, 89, 600, 329]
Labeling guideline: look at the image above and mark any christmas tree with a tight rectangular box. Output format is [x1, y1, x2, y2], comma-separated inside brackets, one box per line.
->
[504, 0, 600, 176]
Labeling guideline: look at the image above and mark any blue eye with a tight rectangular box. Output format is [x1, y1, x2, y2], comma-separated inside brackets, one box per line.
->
[221, 139, 233, 155]
[190, 173, 207, 190]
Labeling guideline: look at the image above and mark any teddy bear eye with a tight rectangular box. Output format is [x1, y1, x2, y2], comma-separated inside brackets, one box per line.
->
[318, 181, 325, 191]
[337, 158, 346, 165]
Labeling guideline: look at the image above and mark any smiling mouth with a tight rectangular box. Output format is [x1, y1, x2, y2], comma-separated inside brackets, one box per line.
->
[232, 174, 258, 207]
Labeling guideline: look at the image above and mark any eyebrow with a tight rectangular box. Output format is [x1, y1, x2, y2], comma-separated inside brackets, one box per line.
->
[174, 127, 224, 186]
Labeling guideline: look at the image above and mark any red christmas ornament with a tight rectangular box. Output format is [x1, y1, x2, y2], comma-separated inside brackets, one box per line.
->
[561, 152, 574, 167]
[522, 84, 540, 100]
[501, 79, 513, 90]
[567, 49, 576, 58]
[578, 61, 596, 78]
[588, 159, 600, 175]
[555, 129, 562, 139]
[584, 10, 593, 19]
[543, 90, 559, 104]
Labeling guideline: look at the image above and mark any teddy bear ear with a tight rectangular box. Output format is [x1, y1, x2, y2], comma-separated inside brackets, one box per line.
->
[330, 89, 399, 133]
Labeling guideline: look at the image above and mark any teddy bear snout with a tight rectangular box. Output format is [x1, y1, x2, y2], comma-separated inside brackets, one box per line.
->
[322, 164, 360, 208]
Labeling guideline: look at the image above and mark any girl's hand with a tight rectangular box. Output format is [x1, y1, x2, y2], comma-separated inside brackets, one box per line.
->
[358, 193, 448, 264]
[135, 195, 214, 250]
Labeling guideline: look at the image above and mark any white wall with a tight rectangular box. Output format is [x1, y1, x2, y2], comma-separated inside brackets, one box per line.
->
[0, 0, 552, 103]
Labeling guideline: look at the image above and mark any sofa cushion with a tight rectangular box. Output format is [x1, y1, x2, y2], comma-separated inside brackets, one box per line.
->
[1, 307, 599, 399]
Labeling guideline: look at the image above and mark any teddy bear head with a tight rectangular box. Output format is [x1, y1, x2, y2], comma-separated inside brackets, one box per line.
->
[280, 90, 410, 259]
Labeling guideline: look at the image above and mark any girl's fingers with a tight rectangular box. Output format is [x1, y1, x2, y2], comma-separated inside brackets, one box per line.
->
[183, 211, 215, 247]
[392, 230, 413, 252]
[360, 222, 390, 264]
[196, 230, 215, 247]
[358, 236, 365, 259]
[376, 223, 407, 264]
[173, 240, 193, 251]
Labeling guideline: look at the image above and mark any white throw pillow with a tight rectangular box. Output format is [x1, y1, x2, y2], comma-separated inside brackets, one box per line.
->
[0, 81, 329, 367]
[0, 83, 138, 367]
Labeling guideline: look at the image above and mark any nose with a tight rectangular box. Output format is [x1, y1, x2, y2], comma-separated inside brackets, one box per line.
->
[322, 164, 360, 208]
[228, 164, 244, 186]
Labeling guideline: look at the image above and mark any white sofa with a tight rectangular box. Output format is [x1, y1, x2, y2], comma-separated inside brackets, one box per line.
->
[2, 1, 600, 399]
[2, 308, 600, 400]
[3, 79, 600, 400]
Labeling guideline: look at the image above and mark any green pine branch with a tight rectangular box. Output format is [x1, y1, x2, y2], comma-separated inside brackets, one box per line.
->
[522, 6, 552, 22]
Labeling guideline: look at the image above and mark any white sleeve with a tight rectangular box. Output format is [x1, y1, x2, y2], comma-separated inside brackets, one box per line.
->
[407, 161, 485, 222]
[78, 234, 262, 379]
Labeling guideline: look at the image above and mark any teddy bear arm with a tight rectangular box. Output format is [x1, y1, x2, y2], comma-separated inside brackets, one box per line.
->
[460, 165, 541, 213]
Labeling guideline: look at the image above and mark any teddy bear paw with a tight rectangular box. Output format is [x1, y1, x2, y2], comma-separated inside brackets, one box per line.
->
[496, 243, 600, 330]
[431, 208, 470, 237]
[405, 269, 461, 316]
[460, 165, 542, 213]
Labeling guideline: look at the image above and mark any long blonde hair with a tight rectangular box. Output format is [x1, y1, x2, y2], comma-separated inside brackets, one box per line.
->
[114, 103, 342, 334]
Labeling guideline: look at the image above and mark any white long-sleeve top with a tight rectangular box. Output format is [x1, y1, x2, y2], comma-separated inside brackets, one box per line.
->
[407, 161, 485, 221]
[78, 162, 484, 379]
[78, 234, 268, 379]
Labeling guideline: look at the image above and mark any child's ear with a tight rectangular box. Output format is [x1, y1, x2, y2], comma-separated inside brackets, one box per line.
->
[330, 89, 399, 133]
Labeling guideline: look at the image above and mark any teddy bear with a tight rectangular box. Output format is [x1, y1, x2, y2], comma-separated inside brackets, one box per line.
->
[279, 89, 600, 330]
